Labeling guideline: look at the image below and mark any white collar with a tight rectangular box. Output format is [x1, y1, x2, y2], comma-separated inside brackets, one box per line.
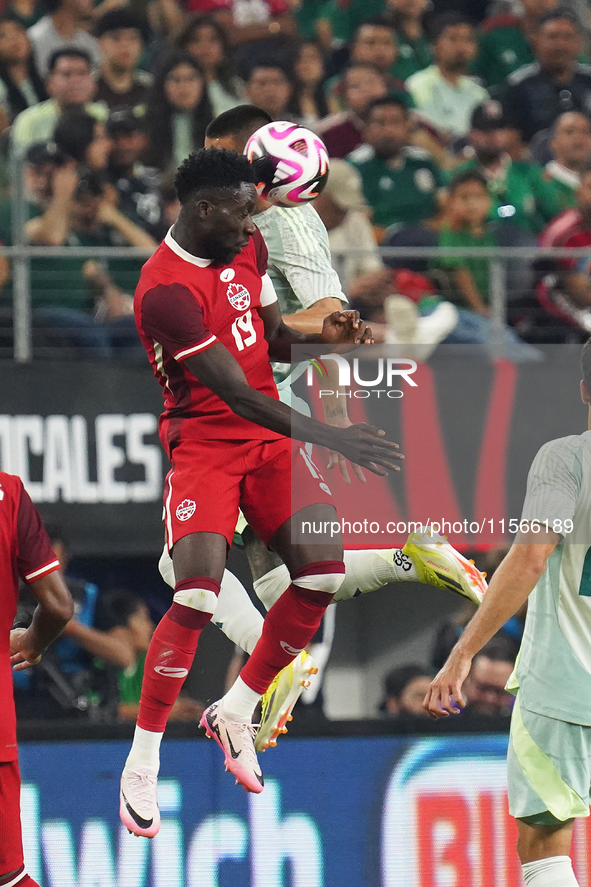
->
[545, 160, 580, 189]
[165, 228, 212, 267]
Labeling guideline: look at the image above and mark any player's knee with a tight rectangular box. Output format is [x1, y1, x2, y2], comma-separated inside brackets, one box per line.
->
[173, 577, 220, 615]
[292, 560, 345, 596]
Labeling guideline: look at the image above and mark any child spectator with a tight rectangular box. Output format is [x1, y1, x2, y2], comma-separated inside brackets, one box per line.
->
[406, 13, 487, 140]
[435, 169, 539, 356]
[0, 14, 46, 122]
[94, 9, 152, 112]
[174, 14, 244, 116]
[143, 52, 213, 174]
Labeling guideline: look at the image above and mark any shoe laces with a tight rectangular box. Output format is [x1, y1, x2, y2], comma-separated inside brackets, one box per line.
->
[124, 769, 157, 809]
[230, 721, 260, 767]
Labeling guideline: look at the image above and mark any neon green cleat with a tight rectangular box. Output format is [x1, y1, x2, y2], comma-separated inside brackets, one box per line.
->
[255, 651, 318, 753]
[402, 526, 487, 605]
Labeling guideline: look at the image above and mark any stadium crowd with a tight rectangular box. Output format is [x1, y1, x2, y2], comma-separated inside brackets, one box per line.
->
[0, 0, 590, 353]
[2, 0, 590, 726]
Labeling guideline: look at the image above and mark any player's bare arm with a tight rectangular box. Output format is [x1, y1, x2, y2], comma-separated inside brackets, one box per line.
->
[424, 528, 560, 719]
[183, 342, 402, 475]
[10, 570, 73, 670]
[260, 300, 373, 362]
[280, 297, 343, 335]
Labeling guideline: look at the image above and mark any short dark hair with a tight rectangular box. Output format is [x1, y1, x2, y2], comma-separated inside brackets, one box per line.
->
[98, 590, 147, 629]
[352, 16, 396, 42]
[343, 62, 387, 86]
[174, 147, 255, 204]
[384, 664, 430, 700]
[205, 105, 272, 147]
[475, 635, 516, 665]
[364, 94, 409, 122]
[581, 339, 591, 392]
[537, 6, 580, 30]
[47, 47, 93, 74]
[429, 12, 474, 42]
[247, 61, 289, 81]
[94, 7, 144, 38]
[54, 109, 98, 162]
[448, 168, 488, 194]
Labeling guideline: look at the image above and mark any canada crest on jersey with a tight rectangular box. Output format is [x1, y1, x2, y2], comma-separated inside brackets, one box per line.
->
[227, 282, 251, 311]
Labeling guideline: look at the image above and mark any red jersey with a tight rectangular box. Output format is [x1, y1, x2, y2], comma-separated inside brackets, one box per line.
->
[0, 472, 59, 761]
[539, 208, 591, 270]
[135, 228, 283, 456]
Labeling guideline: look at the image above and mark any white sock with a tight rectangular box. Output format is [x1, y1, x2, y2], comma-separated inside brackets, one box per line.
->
[220, 676, 261, 721]
[334, 549, 418, 601]
[214, 571, 264, 655]
[253, 563, 291, 610]
[125, 725, 163, 773]
[522, 856, 579, 886]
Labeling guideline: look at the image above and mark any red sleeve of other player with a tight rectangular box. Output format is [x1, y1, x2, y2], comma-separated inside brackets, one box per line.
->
[141, 283, 218, 361]
[16, 483, 60, 583]
[252, 228, 268, 276]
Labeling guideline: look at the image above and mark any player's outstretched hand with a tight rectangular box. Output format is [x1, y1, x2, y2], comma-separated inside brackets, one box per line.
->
[10, 627, 42, 671]
[321, 310, 374, 346]
[423, 650, 472, 719]
[330, 423, 403, 476]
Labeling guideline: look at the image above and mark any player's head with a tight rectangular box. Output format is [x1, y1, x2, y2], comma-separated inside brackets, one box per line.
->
[204, 105, 273, 153]
[174, 147, 257, 263]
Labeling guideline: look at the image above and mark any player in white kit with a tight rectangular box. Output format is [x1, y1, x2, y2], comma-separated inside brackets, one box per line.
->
[425, 342, 591, 886]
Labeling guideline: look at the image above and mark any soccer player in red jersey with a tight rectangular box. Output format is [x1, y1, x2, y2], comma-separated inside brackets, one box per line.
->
[121, 147, 402, 837]
[0, 471, 73, 887]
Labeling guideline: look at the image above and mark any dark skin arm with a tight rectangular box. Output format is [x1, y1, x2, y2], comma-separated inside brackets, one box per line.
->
[184, 331, 402, 476]
[261, 302, 374, 361]
[10, 570, 74, 670]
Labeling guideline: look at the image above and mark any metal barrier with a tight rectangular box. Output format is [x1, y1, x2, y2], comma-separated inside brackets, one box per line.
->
[2, 236, 591, 361]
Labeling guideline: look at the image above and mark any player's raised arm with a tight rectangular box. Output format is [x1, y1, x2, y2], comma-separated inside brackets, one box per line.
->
[183, 342, 401, 476]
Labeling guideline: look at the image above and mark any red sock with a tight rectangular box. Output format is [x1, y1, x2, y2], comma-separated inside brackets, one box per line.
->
[0, 868, 39, 887]
[240, 561, 344, 694]
[137, 577, 220, 732]
[14, 877, 40, 887]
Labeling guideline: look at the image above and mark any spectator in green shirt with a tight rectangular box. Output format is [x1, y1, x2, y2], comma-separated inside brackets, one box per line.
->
[453, 100, 562, 235]
[543, 111, 591, 211]
[435, 169, 539, 358]
[347, 94, 444, 238]
[473, 0, 559, 90]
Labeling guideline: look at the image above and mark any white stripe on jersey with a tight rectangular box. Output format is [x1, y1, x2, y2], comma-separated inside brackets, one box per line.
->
[25, 559, 60, 581]
[174, 335, 218, 361]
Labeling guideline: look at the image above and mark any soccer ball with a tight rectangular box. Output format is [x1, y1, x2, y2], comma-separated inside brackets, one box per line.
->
[245, 121, 330, 207]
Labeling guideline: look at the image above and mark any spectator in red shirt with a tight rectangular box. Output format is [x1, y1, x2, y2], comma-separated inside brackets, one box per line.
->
[0, 471, 72, 887]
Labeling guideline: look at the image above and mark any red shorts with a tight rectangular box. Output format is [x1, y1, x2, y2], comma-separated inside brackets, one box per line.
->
[0, 759, 24, 876]
[163, 437, 333, 549]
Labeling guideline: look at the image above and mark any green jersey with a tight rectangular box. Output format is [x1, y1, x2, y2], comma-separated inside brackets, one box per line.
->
[254, 202, 346, 386]
[510, 432, 591, 726]
[435, 224, 497, 304]
[317, 0, 385, 43]
[118, 651, 146, 705]
[391, 31, 432, 82]
[473, 19, 534, 89]
[452, 158, 563, 235]
[348, 145, 443, 230]
[543, 161, 579, 213]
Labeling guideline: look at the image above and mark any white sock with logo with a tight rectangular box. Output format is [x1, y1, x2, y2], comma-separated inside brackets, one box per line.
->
[220, 676, 261, 722]
[333, 549, 418, 601]
[125, 725, 163, 773]
[253, 549, 418, 610]
[522, 856, 579, 886]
